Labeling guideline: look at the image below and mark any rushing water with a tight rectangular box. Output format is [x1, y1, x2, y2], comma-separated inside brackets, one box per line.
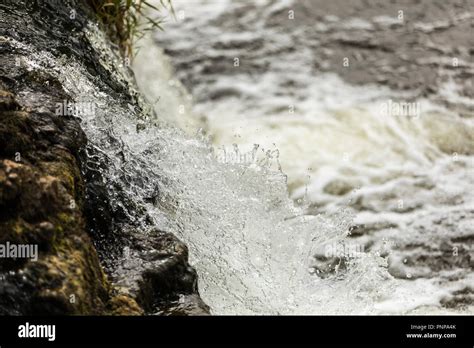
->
[10, 0, 472, 314]
[133, 0, 474, 313]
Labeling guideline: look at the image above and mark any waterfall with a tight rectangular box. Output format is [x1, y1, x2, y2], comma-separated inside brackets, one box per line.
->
[6, 0, 471, 315]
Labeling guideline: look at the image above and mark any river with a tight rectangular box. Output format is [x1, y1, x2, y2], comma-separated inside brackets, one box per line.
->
[131, 0, 474, 314]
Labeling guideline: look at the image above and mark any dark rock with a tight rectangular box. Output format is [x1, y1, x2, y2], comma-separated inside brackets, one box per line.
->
[0, 0, 208, 315]
[0, 93, 117, 314]
[113, 229, 210, 315]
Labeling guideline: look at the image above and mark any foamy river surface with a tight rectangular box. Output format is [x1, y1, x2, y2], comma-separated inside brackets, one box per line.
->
[133, 0, 474, 314]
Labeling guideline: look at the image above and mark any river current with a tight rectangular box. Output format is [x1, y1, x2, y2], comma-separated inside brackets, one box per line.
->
[132, 0, 474, 314]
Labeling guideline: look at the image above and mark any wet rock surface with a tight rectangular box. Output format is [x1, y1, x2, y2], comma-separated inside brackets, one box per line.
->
[115, 229, 209, 315]
[0, 86, 117, 314]
[0, 0, 208, 315]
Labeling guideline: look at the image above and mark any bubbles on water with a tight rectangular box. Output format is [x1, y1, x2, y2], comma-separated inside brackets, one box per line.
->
[13, 17, 432, 315]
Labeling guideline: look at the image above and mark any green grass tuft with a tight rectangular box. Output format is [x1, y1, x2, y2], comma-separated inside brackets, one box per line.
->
[88, 0, 174, 58]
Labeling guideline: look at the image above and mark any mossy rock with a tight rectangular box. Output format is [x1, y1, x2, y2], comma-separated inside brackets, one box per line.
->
[0, 89, 139, 315]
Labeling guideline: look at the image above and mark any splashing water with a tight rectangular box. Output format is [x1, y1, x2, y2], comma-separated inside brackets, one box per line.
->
[136, 0, 474, 314]
[9, 16, 398, 314]
[11, 0, 473, 314]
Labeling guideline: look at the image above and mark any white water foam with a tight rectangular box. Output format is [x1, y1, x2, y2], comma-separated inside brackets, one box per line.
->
[134, 0, 473, 314]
